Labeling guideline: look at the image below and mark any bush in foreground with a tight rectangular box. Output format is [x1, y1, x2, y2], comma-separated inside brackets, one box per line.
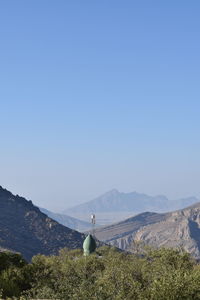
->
[0, 246, 200, 299]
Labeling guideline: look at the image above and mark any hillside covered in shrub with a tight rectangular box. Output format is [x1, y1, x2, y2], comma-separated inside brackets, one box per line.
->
[0, 245, 200, 299]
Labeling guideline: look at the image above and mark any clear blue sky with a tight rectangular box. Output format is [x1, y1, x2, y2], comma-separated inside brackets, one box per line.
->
[0, 1, 200, 211]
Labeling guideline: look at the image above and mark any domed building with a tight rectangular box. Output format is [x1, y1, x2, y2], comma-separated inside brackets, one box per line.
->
[83, 234, 96, 256]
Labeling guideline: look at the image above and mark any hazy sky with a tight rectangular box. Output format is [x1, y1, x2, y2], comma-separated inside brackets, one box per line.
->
[0, 1, 200, 211]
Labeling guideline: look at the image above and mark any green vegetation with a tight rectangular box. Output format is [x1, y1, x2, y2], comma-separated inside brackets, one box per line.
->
[0, 246, 200, 299]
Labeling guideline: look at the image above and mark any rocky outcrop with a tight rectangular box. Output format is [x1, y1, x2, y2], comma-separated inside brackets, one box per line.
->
[134, 203, 200, 259]
[95, 203, 200, 259]
[94, 212, 167, 249]
[0, 186, 85, 261]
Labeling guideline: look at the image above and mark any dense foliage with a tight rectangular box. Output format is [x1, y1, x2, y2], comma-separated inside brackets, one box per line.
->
[0, 246, 200, 299]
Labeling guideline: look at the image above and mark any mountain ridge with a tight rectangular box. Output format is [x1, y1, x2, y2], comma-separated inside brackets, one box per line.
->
[0, 186, 85, 261]
[64, 189, 199, 224]
[134, 201, 200, 259]
[95, 201, 200, 259]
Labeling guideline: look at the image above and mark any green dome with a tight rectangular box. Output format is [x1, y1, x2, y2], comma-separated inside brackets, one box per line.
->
[83, 234, 96, 256]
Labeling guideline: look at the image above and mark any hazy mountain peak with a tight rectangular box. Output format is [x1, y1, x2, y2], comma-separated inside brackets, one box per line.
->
[154, 194, 168, 200]
[64, 190, 199, 224]
[104, 189, 120, 196]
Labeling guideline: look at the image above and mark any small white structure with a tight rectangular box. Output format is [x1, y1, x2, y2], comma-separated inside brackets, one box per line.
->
[91, 214, 96, 224]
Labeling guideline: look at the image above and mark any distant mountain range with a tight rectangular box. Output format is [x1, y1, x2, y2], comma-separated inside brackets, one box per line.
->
[95, 202, 200, 259]
[64, 189, 199, 224]
[1, 184, 200, 261]
[39, 207, 92, 232]
[0, 186, 85, 261]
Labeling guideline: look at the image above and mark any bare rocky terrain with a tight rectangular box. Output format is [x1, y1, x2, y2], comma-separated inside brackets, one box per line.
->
[95, 202, 200, 259]
[94, 212, 167, 249]
[134, 202, 200, 259]
[0, 186, 85, 261]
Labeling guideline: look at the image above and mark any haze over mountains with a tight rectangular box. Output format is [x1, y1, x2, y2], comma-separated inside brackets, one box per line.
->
[0, 186, 85, 261]
[65, 189, 199, 225]
[39, 207, 92, 232]
[1, 184, 200, 261]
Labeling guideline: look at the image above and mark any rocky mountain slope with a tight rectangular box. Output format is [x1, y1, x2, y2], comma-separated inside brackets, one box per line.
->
[134, 202, 200, 259]
[0, 186, 85, 261]
[39, 207, 92, 232]
[94, 212, 167, 249]
[64, 189, 199, 225]
[95, 202, 200, 259]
